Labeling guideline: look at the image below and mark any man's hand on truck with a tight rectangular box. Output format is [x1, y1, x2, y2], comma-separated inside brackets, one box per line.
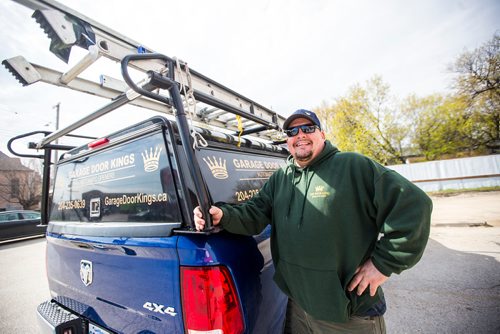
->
[193, 206, 223, 231]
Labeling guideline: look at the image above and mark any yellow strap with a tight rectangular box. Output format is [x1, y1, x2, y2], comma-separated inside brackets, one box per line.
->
[236, 115, 243, 147]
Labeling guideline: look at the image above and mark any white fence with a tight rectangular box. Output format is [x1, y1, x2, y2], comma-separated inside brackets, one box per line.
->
[387, 155, 500, 192]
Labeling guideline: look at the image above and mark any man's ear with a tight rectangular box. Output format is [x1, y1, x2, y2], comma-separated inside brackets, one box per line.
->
[321, 130, 326, 140]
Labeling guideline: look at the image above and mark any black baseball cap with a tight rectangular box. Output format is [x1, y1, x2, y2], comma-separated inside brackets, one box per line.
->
[283, 109, 322, 130]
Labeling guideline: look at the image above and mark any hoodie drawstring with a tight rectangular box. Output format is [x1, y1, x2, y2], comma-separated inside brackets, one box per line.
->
[285, 165, 294, 220]
[298, 168, 315, 229]
[285, 165, 315, 229]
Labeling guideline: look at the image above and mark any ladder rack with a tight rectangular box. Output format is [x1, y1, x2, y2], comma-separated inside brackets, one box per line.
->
[3, 0, 289, 231]
[2, 0, 287, 148]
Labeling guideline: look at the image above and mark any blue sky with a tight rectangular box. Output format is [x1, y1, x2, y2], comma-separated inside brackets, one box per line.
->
[0, 0, 498, 156]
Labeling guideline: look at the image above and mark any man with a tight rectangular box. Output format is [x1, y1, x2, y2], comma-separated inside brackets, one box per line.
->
[194, 109, 432, 333]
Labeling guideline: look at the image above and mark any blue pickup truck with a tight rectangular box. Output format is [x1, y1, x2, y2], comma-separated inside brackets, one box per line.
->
[32, 117, 289, 334]
[4, 2, 291, 332]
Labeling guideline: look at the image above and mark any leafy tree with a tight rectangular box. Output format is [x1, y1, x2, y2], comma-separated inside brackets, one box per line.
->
[314, 33, 499, 163]
[404, 94, 474, 160]
[315, 76, 410, 165]
[451, 33, 500, 152]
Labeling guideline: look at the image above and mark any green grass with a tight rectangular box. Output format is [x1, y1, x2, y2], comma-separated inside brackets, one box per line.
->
[428, 186, 500, 197]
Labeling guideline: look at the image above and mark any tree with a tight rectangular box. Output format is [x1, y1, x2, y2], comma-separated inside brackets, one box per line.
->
[314, 34, 500, 163]
[0, 170, 42, 209]
[404, 94, 475, 160]
[451, 33, 500, 152]
[315, 76, 411, 165]
[0, 156, 42, 210]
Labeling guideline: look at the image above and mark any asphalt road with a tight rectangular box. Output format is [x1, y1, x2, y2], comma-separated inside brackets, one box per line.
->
[0, 237, 49, 333]
[0, 191, 499, 333]
[384, 191, 500, 334]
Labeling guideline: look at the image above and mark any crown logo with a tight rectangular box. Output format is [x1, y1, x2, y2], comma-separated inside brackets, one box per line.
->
[142, 146, 162, 172]
[311, 184, 330, 198]
[203, 156, 228, 179]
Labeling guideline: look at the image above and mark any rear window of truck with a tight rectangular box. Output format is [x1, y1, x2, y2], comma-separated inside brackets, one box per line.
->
[50, 132, 180, 223]
[197, 148, 286, 204]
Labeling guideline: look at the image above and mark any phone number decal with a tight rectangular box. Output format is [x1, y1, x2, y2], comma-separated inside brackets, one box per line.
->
[58, 199, 86, 210]
[235, 189, 259, 202]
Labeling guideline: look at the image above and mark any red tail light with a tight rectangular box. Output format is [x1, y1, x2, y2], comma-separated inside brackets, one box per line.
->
[180, 266, 244, 334]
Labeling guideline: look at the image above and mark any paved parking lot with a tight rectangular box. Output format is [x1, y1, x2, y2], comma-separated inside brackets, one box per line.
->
[384, 191, 500, 334]
[430, 191, 500, 227]
[0, 237, 48, 333]
[0, 191, 499, 333]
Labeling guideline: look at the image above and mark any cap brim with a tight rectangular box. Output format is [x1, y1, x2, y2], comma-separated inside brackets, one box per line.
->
[283, 114, 318, 130]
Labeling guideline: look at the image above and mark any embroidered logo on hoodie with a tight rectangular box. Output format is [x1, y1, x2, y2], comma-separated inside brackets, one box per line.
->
[310, 185, 330, 198]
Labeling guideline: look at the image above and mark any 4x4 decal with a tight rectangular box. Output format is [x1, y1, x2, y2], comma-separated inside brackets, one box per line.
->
[143, 302, 177, 317]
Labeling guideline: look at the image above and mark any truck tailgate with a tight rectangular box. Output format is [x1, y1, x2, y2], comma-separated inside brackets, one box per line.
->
[46, 234, 183, 333]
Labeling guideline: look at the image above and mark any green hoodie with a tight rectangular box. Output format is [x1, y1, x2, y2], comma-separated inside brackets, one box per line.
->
[219, 140, 432, 322]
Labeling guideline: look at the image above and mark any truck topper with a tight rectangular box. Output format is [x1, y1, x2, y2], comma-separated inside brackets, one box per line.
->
[3, 0, 291, 333]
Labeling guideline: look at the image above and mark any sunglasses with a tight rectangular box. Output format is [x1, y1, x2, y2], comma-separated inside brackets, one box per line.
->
[284, 124, 319, 137]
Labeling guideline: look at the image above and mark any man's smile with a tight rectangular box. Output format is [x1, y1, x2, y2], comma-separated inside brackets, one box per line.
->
[294, 140, 312, 148]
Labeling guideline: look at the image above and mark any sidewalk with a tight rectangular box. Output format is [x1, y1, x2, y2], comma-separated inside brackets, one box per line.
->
[384, 191, 500, 334]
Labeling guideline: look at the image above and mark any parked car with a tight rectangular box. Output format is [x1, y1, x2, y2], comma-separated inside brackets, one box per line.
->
[0, 210, 46, 242]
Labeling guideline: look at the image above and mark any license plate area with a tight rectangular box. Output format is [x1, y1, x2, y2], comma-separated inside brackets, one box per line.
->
[88, 322, 112, 334]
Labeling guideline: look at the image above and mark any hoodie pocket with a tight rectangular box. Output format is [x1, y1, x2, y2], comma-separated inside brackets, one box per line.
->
[277, 260, 351, 322]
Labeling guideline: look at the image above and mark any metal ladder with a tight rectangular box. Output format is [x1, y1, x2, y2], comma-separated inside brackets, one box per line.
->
[2, 0, 286, 145]
[2, 0, 287, 231]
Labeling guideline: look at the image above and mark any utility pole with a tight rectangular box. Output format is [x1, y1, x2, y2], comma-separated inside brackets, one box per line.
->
[51, 102, 60, 180]
[53, 102, 60, 141]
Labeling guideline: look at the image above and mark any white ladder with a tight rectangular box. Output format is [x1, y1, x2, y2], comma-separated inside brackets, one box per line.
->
[3, 0, 287, 149]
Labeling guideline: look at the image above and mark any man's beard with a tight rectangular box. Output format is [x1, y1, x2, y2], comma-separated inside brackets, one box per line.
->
[294, 149, 313, 162]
